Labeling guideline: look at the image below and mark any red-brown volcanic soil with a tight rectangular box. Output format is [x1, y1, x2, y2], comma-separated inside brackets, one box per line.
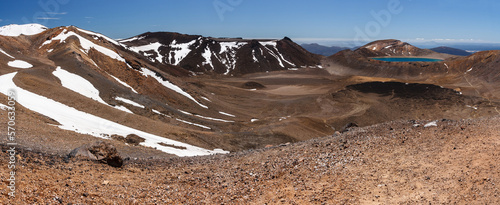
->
[1, 116, 498, 204]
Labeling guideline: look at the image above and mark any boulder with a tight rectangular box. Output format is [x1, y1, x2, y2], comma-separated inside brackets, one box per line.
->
[125, 134, 145, 146]
[68, 141, 123, 167]
[341, 122, 358, 133]
[111, 134, 145, 146]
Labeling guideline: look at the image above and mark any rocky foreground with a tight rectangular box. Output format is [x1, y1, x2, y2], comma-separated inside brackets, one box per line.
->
[1, 116, 499, 204]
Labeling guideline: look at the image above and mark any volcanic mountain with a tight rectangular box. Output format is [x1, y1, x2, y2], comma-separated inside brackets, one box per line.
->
[119, 32, 322, 75]
[0, 24, 335, 157]
[1, 25, 499, 160]
[352, 39, 450, 57]
[0, 24, 244, 156]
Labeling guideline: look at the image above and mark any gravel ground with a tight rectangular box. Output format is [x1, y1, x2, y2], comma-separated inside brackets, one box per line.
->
[1, 116, 499, 204]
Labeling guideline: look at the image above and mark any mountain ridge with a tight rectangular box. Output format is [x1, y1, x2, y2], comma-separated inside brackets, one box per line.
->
[119, 32, 322, 75]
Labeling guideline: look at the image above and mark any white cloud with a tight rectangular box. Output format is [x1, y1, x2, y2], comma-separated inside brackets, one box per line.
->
[292, 38, 355, 42]
[405, 38, 487, 44]
[46, 12, 67, 15]
[37, 17, 60, 20]
[292, 37, 371, 47]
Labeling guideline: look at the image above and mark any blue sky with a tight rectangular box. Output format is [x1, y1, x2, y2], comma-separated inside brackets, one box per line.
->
[1, 0, 499, 46]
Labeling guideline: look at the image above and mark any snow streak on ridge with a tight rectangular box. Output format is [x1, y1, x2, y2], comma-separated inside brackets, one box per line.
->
[41, 29, 126, 62]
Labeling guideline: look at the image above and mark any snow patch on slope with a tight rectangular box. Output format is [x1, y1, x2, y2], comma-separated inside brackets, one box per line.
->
[113, 105, 133, 114]
[115, 97, 145, 108]
[54, 67, 140, 114]
[53, 67, 107, 104]
[8, 60, 33, 69]
[152, 109, 171, 117]
[252, 50, 258, 62]
[259, 40, 294, 67]
[219, 42, 246, 54]
[219, 111, 236, 117]
[218, 41, 247, 75]
[202, 47, 214, 69]
[129, 42, 164, 63]
[0, 24, 47, 36]
[194, 114, 234, 123]
[465, 67, 473, 74]
[178, 109, 193, 116]
[277, 51, 295, 66]
[176, 118, 211, 130]
[0, 72, 227, 156]
[0, 48, 14, 58]
[139, 68, 208, 109]
[168, 39, 196, 65]
[109, 74, 138, 94]
[259, 41, 277, 47]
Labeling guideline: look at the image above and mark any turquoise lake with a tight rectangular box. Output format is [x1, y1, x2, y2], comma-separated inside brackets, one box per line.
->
[372, 57, 443, 62]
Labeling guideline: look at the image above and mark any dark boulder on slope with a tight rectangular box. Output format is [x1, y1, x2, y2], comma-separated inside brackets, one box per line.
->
[68, 141, 123, 167]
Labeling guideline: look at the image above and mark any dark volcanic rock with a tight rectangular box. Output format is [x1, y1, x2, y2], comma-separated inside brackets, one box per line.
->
[347, 81, 462, 100]
[341, 122, 358, 133]
[125, 134, 146, 146]
[68, 141, 123, 167]
[242, 81, 266, 89]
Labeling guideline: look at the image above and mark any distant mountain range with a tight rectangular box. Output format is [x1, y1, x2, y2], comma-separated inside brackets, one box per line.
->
[429, 46, 471, 56]
[301, 42, 473, 57]
[300, 43, 350, 56]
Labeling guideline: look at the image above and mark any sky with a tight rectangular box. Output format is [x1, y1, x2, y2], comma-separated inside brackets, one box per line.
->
[1, 0, 499, 46]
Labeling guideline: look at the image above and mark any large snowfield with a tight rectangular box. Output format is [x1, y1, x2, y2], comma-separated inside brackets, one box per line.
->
[0, 72, 228, 156]
[0, 24, 47, 36]
[8, 60, 33, 69]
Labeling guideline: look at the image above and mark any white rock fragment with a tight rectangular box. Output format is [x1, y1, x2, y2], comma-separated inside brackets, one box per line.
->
[424, 121, 438, 128]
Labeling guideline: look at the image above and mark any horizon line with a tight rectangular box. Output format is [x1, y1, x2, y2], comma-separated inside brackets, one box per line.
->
[2, 23, 500, 46]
